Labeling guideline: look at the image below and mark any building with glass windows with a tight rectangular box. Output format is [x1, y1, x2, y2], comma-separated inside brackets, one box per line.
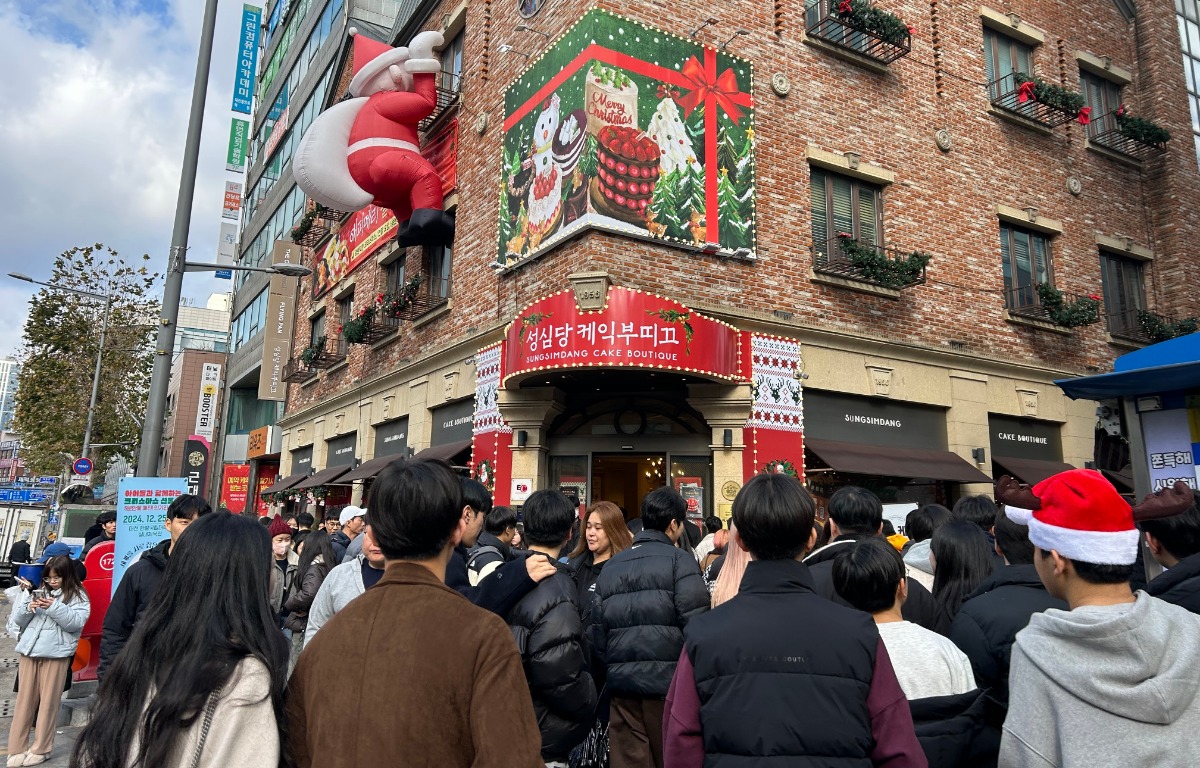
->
[257, 0, 1198, 524]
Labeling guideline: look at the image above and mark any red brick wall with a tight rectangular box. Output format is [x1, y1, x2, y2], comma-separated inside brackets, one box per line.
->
[284, 0, 1200, 416]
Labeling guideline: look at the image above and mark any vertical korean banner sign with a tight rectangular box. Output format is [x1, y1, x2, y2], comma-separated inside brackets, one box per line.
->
[221, 464, 251, 513]
[231, 5, 262, 114]
[1140, 401, 1200, 491]
[113, 477, 188, 595]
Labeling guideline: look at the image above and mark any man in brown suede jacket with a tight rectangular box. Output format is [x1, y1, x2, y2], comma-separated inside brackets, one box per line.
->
[286, 459, 543, 767]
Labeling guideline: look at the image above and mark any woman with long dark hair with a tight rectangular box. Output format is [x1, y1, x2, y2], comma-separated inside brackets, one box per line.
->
[6, 556, 89, 766]
[283, 530, 338, 671]
[70, 512, 288, 768]
[930, 519, 995, 635]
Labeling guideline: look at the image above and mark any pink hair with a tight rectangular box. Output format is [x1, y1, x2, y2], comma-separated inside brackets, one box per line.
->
[711, 524, 750, 608]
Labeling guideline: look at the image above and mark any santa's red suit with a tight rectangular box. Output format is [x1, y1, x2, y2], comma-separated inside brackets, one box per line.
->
[346, 71, 443, 223]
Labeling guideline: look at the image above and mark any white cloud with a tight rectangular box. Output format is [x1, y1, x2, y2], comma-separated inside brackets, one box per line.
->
[0, 0, 250, 357]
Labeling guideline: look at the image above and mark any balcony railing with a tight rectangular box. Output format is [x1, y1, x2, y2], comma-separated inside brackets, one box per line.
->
[297, 337, 344, 370]
[281, 357, 318, 383]
[293, 220, 330, 248]
[1005, 285, 1101, 328]
[813, 236, 928, 290]
[804, 1, 912, 66]
[1109, 308, 1199, 344]
[346, 314, 401, 345]
[988, 72, 1077, 129]
[419, 75, 461, 132]
[1087, 110, 1169, 160]
[380, 278, 451, 320]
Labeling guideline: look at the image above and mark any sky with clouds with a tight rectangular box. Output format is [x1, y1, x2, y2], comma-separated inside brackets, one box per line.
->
[0, 0, 249, 357]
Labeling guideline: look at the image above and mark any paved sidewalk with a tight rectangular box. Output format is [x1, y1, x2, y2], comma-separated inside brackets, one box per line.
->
[0, 596, 92, 768]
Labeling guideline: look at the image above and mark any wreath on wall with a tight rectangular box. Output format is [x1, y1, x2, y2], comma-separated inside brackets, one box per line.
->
[474, 459, 496, 492]
[760, 459, 799, 477]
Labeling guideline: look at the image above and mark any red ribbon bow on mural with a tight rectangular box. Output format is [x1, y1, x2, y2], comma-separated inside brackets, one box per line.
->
[1077, 106, 1091, 125]
[1016, 80, 1036, 103]
[677, 55, 754, 125]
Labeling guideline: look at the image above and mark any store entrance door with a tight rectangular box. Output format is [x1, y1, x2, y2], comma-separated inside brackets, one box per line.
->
[590, 453, 668, 518]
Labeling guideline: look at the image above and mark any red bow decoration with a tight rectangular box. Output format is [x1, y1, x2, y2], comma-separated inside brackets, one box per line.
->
[838, 0, 853, 13]
[1077, 106, 1091, 125]
[1116, 103, 1126, 117]
[1016, 80, 1036, 103]
[677, 56, 754, 125]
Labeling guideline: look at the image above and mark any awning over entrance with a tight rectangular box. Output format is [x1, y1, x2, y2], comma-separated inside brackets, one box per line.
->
[1057, 333, 1200, 399]
[293, 466, 352, 490]
[805, 438, 992, 484]
[340, 455, 400, 483]
[259, 473, 307, 496]
[992, 457, 1075, 486]
[413, 439, 473, 463]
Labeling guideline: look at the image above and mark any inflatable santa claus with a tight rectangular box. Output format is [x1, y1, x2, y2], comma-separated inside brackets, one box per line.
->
[293, 30, 454, 246]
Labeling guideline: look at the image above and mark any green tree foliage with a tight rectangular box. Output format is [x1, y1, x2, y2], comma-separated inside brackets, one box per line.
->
[13, 245, 160, 475]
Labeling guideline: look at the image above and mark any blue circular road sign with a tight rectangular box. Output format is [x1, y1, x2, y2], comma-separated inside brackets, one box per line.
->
[72, 457, 93, 475]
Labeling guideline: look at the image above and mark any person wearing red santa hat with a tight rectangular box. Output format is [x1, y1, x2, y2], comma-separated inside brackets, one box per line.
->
[995, 470, 1200, 768]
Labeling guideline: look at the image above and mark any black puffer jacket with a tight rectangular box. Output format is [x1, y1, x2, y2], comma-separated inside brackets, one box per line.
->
[568, 551, 609, 682]
[806, 535, 940, 630]
[596, 529, 710, 697]
[506, 555, 598, 761]
[910, 687, 991, 768]
[99, 539, 171, 681]
[947, 564, 1066, 705]
[1144, 552, 1200, 615]
[283, 557, 333, 633]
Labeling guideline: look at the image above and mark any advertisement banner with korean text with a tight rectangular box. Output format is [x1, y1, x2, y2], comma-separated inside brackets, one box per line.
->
[255, 463, 279, 516]
[231, 5, 262, 114]
[502, 285, 740, 385]
[193, 363, 222, 442]
[258, 241, 300, 401]
[311, 206, 398, 299]
[181, 437, 210, 498]
[113, 477, 188, 595]
[222, 181, 243, 220]
[1140, 405, 1200, 491]
[220, 464, 251, 513]
[226, 118, 250, 171]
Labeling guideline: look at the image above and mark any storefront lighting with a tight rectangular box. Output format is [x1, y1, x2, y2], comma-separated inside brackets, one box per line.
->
[516, 430, 528, 448]
[719, 29, 750, 51]
[690, 18, 718, 37]
[514, 23, 551, 39]
[723, 429, 734, 448]
[971, 447, 986, 464]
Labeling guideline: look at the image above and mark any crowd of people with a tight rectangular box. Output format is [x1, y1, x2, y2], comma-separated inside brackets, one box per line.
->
[0, 458, 1196, 767]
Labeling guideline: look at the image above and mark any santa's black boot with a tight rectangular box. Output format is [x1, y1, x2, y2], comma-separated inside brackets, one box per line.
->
[396, 209, 456, 247]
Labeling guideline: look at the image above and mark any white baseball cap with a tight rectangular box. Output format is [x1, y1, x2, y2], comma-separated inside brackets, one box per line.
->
[339, 505, 367, 526]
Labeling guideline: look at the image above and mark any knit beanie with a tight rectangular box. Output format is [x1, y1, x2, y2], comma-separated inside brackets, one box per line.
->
[267, 515, 293, 539]
[1005, 469, 1138, 565]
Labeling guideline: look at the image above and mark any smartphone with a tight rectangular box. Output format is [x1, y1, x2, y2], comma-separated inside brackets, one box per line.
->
[31, 588, 48, 602]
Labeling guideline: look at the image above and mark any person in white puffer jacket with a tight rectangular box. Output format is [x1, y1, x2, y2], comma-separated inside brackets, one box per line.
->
[6, 555, 90, 767]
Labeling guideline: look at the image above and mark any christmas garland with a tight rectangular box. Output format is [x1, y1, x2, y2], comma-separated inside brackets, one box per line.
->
[1137, 310, 1198, 343]
[1011, 73, 1085, 117]
[290, 209, 321, 241]
[832, 0, 913, 46]
[761, 459, 799, 477]
[380, 276, 424, 318]
[1115, 106, 1171, 147]
[341, 303, 377, 344]
[1035, 284, 1101, 328]
[837, 233, 931, 289]
[300, 335, 326, 365]
[473, 459, 495, 491]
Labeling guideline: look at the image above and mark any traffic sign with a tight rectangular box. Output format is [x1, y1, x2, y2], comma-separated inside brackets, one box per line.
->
[0, 489, 49, 504]
[69, 474, 92, 487]
[73, 458, 93, 475]
[37, 476, 58, 486]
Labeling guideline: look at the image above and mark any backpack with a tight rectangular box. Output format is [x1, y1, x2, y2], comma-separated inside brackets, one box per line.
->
[466, 545, 503, 574]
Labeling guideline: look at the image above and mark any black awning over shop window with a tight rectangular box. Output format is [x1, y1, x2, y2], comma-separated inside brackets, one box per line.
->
[805, 438, 992, 484]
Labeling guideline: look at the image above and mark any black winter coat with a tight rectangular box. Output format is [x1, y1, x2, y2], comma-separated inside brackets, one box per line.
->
[567, 551, 609, 684]
[329, 531, 351, 563]
[283, 557, 333, 633]
[7, 539, 30, 569]
[947, 564, 1066, 705]
[1144, 552, 1200, 615]
[805, 536, 941, 630]
[445, 543, 536, 617]
[910, 688, 991, 768]
[506, 555, 598, 761]
[595, 529, 710, 698]
[99, 539, 171, 681]
[684, 559, 880, 767]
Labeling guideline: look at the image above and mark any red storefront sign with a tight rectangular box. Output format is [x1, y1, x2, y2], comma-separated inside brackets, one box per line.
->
[255, 463, 279, 517]
[502, 286, 740, 385]
[220, 464, 251, 514]
[312, 205, 399, 298]
[422, 117, 458, 196]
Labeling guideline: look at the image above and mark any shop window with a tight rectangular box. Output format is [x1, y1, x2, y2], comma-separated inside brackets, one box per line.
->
[440, 31, 464, 93]
[1080, 70, 1122, 139]
[425, 242, 453, 299]
[1099, 250, 1145, 337]
[999, 223, 1053, 309]
[335, 290, 354, 355]
[984, 27, 1034, 101]
[550, 455, 590, 508]
[810, 168, 881, 256]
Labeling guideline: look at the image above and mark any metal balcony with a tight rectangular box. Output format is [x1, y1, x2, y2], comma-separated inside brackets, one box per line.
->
[813, 236, 928, 290]
[1087, 111, 1169, 160]
[804, 2, 912, 66]
[988, 72, 1077, 129]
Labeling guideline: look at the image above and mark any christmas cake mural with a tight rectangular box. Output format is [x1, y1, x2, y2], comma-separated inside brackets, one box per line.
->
[497, 9, 756, 267]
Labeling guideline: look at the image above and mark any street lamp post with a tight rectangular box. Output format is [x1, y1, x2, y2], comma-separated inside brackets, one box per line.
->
[8, 273, 113, 461]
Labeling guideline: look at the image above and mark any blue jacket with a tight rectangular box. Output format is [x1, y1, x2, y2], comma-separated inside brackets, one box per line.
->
[10, 588, 89, 659]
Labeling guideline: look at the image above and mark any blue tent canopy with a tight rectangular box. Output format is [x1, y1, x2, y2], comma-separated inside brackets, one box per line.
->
[1056, 333, 1200, 400]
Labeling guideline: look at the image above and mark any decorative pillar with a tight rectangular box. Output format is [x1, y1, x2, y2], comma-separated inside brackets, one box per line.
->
[497, 386, 566, 495]
[687, 382, 754, 521]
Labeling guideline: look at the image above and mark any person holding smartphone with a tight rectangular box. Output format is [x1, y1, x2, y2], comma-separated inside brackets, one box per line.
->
[6, 555, 90, 766]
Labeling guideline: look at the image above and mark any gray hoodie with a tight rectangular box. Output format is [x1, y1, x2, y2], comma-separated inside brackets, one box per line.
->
[303, 555, 368, 646]
[1001, 591, 1200, 768]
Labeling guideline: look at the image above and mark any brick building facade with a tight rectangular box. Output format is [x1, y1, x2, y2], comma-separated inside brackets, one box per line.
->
[270, 0, 1200, 520]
